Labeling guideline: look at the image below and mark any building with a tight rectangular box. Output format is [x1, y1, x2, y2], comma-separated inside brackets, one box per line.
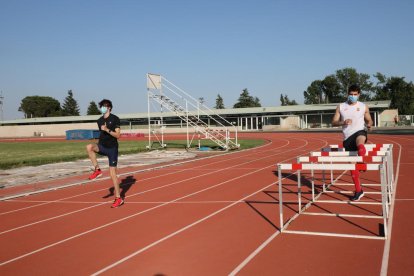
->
[0, 101, 392, 138]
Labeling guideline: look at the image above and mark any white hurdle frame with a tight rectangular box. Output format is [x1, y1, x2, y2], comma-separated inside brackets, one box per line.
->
[277, 161, 389, 240]
[311, 144, 394, 191]
[297, 154, 393, 208]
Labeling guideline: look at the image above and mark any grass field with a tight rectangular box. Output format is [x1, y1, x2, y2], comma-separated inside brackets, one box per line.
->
[0, 139, 264, 170]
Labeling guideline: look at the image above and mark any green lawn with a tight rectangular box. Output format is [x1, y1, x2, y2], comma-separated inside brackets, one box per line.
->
[0, 139, 264, 170]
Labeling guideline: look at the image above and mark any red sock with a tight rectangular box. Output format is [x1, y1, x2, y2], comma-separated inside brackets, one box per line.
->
[358, 144, 366, 156]
[351, 170, 362, 192]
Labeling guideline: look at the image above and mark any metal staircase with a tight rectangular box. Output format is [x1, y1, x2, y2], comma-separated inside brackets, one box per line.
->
[147, 74, 239, 150]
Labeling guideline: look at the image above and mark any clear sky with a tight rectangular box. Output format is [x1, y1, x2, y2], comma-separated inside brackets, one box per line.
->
[1, 0, 413, 120]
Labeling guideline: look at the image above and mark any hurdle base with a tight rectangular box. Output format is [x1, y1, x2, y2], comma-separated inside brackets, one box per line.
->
[282, 229, 386, 240]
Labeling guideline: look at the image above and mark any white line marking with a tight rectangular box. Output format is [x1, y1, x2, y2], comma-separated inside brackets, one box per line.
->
[332, 183, 381, 187]
[7, 200, 246, 204]
[0, 138, 313, 266]
[315, 200, 382, 205]
[91, 180, 280, 276]
[283, 230, 385, 240]
[228, 231, 280, 276]
[91, 139, 328, 275]
[324, 190, 382, 195]
[0, 203, 106, 235]
[0, 138, 292, 235]
[0, 141, 271, 202]
[381, 138, 402, 276]
[302, 212, 383, 219]
[0, 138, 277, 213]
[228, 139, 339, 276]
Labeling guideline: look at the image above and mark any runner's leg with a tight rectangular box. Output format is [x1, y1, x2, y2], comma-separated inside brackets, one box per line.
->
[86, 143, 100, 169]
[356, 135, 367, 156]
[109, 166, 120, 198]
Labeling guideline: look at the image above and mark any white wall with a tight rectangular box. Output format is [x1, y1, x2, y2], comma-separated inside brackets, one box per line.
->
[0, 123, 98, 138]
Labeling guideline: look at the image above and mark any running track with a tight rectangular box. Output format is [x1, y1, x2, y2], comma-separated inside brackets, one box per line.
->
[0, 132, 413, 275]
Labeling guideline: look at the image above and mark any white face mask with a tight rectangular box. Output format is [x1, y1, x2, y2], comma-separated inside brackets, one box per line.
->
[100, 106, 108, 114]
[348, 95, 359, 103]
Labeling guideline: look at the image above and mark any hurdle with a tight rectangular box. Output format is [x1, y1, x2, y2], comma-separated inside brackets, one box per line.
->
[305, 144, 394, 211]
[297, 155, 392, 217]
[310, 145, 394, 192]
[277, 162, 389, 239]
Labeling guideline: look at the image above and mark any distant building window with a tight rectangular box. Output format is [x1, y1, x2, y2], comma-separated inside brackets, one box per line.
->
[264, 116, 280, 125]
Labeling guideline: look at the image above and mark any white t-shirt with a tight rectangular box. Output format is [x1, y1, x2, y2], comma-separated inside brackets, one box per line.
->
[339, 101, 366, 140]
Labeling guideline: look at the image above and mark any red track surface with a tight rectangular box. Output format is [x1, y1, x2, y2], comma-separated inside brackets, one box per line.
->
[0, 132, 413, 275]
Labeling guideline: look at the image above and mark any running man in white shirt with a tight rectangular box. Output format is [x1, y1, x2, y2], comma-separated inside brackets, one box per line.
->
[332, 84, 373, 201]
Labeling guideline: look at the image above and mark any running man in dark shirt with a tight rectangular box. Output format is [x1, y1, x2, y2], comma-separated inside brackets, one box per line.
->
[86, 99, 123, 208]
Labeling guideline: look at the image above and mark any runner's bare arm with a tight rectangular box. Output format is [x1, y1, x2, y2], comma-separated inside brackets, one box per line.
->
[332, 106, 345, 126]
[364, 106, 373, 130]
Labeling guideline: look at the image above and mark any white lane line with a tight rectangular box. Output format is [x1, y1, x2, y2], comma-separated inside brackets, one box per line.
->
[0, 141, 270, 202]
[0, 138, 313, 265]
[8, 200, 246, 204]
[0, 203, 106, 235]
[0, 139, 291, 235]
[380, 137, 402, 276]
[91, 139, 330, 275]
[0, 158, 287, 267]
[229, 166, 344, 276]
[0, 138, 277, 214]
[91, 179, 281, 276]
[228, 231, 280, 276]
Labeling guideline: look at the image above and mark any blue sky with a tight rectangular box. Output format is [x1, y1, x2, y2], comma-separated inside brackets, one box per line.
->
[1, 0, 413, 120]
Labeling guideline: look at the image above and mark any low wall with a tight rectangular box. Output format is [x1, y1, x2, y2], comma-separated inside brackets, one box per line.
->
[0, 123, 98, 138]
[0, 123, 233, 138]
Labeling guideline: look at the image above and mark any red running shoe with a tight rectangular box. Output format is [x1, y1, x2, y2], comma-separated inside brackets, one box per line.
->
[111, 197, 124, 208]
[88, 168, 102, 180]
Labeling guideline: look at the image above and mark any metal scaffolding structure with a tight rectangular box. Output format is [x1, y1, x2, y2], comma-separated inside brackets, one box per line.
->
[146, 73, 239, 150]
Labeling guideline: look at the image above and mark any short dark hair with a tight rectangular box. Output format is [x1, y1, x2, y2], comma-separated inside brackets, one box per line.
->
[99, 99, 113, 109]
[348, 84, 361, 94]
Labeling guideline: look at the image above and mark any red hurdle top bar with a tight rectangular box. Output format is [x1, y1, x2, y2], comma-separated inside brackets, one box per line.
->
[311, 151, 389, 157]
[321, 147, 389, 153]
[329, 144, 391, 148]
[278, 163, 380, 171]
[298, 156, 384, 163]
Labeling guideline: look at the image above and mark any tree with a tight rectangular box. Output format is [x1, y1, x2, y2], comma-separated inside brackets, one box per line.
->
[233, 89, 261, 108]
[382, 77, 414, 114]
[198, 97, 205, 105]
[372, 72, 391, 101]
[334, 68, 373, 101]
[304, 67, 374, 104]
[254, 97, 261, 107]
[280, 94, 285, 106]
[61, 90, 80, 116]
[87, 101, 101, 115]
[215, 94, 225, 109]
[303, 80, 323, 104]
[18, 96, 61, 118]
[321, 75, 342, 103]
[280, 94, 298, 106]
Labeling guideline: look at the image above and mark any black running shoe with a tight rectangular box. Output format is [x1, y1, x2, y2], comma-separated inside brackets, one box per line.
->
[350, 190, 365, 201]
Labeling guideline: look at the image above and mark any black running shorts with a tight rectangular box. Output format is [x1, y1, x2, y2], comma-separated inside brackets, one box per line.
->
[97, 144, 119, 167]
[342, 130, 368, 151]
